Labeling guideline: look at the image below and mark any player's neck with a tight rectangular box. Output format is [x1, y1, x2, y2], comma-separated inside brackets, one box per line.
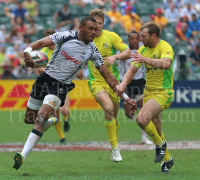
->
[150, 38, 160, 48]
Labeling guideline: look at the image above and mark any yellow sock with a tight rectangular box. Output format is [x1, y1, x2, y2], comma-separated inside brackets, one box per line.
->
[54, 121, 65, 139]
[63, 115, 69, 122]
[161, 132, 171, 162]
[116, 121, 120, 145]
[144, 121, 164, 145]
[104, 119, 118, 150]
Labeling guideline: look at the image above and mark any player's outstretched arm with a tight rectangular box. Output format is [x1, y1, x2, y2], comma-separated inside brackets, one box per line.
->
[97, 64, 119, 90]
[23, 37, 54, 68]
[115, 64, 139, 96]
[106, 48, 131, 65]
[28, 37, 54, 51]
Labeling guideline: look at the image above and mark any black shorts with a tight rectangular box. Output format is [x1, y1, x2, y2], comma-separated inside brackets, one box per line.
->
[126, 78, 146, 99]
[30, 72, 75, 107]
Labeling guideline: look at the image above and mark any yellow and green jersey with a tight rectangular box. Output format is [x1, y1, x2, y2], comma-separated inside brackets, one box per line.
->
[88, 30, 128, 82]
[40, 47, 54, 62]
[132, 40, 174, 90]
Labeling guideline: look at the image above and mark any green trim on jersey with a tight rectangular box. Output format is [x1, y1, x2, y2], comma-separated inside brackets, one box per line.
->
[112, 62, 121, 81]
[163, 60, 174, 89]
[165, 90, 174, 105]
[88, 79, 93, 92]
[88, 60, 96, 81]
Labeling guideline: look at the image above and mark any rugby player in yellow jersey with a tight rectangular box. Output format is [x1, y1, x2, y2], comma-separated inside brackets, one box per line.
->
[116, 22, 174, 172]
[37, 28, 71, 145]
[89, 9, 131, 162]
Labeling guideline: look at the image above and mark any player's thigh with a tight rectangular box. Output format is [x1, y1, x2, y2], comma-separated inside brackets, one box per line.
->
[25, 96, 43, 123]
[24, 106, 39, 124]
[138, 98, 163, 122]
[95, 90, 114, 112]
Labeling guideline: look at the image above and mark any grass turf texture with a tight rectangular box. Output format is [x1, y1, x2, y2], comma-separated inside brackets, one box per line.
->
[1, 108, 200, 143]
[0, 108, 199, 179]
[0, 150, 199, 179]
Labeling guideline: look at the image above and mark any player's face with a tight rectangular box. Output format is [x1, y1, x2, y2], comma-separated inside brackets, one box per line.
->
[80, 21, 97, 43]
[128, 33, 140, 49]
[92, 16, 104, 37]
[140, 28, 153, 47]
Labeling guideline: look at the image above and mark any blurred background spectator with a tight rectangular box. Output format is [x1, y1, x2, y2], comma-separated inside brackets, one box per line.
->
[165, 2, 180, 23]
[54, 3, 73, 30]
[23, 0, 39, 18]
[176, 22, 193, 42]
[5, 1, 30, 21]
[188, 14, 200, 36]
[0, 0, 199, 80]
[180, 3, 198, 21]
[154, 8, 168, 29]
[107, 4, 122, 24]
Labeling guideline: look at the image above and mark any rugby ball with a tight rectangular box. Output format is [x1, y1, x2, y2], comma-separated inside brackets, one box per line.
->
[30, 50, 48, 68]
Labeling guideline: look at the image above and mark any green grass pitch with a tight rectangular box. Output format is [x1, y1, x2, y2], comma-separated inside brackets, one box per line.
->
[0, 108, 199, 179]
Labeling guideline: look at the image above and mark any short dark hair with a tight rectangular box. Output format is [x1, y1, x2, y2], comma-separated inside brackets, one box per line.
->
[80, 16, 96, 26]
[140, 22, 161, 37]
[44, 28, 55, 36]
[128, 30, 139, 38]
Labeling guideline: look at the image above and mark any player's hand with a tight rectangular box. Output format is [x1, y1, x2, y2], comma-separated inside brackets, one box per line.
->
[124, 100, 137, 119]
[104, 55, 117, 65]
[76, 70, 84, 80]
[126, 98, 138, 110]
[115, 83, 126, 97]
[24, 52, 36, 68]
[131, 52, 146, 63]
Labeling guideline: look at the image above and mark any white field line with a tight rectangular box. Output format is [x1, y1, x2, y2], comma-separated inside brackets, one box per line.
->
[1, 141, 200, 152]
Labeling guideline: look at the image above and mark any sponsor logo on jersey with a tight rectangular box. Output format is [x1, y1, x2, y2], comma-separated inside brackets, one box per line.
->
[58, 88, 63, 94]
[103, 43, 109, 48]
[153, 54, 158, 58]
[61, 51, 81, 65]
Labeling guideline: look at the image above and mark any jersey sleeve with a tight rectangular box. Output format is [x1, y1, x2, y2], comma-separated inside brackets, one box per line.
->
[49, 31, 74, 44]
[111, 32, 129, 52]
[160, 43, 174, 60]
[90, 44, 104, 67]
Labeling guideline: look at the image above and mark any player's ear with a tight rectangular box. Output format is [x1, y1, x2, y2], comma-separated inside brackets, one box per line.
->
[152, 33, 156, 38]
[79, 24, 83, 30]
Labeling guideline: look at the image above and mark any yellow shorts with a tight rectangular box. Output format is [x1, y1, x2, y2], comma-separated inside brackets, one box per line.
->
[88, 80, 120, 103]
[144, 89, 174, 110]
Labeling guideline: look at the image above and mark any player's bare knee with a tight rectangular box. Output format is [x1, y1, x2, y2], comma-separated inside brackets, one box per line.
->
[104, 105, 114, 115]
[104, 105, 114, 120]
[136, 114, 146, 127]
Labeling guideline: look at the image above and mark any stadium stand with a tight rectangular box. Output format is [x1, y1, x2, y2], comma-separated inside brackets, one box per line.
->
[0, 0, 199, 80]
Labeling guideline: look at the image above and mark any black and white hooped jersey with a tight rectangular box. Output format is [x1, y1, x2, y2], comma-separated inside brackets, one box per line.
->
[45, 30, 104, 84]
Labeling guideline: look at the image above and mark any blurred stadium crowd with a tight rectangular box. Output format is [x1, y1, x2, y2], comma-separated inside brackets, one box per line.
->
[0, 0, 200, 80]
